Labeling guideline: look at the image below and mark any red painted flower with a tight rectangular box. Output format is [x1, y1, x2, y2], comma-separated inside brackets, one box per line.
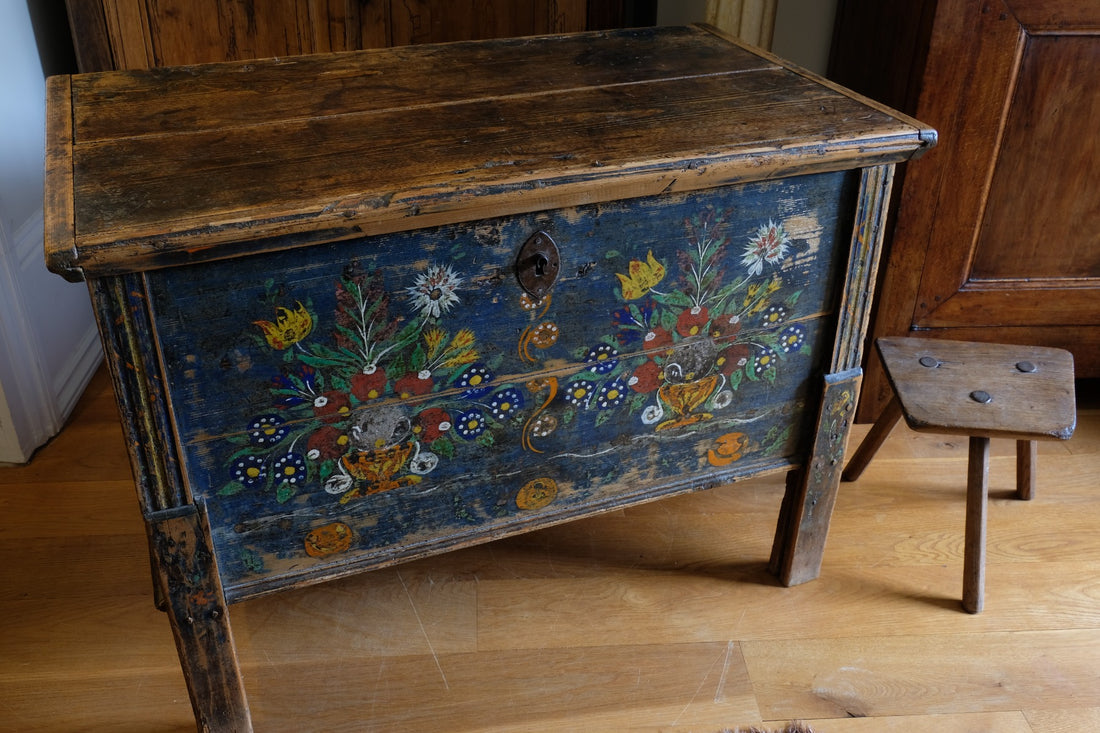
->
[415, 407, 452, 442]
[718, 344, 751, 376]
[395, 370, 433, 399]
[710, 313, 742, 340]
[675, 306, 710, 338]
[313, 392, 351, 423]
[643, 327, 673, 351]
[350, 365, 387, 401]
[629, 359, 662, 393]
[307, 426, 349, 461]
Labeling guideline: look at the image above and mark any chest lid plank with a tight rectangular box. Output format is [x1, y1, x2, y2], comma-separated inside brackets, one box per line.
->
[45, 24, 935, 282]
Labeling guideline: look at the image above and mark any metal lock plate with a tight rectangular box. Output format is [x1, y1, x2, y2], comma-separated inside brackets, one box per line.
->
[515, 231, 560, 298]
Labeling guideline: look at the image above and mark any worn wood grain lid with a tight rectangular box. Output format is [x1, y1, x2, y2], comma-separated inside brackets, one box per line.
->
[45, 24, 935, 281]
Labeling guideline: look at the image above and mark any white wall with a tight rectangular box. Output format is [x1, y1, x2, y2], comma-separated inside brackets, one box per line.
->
[772, 0, 837, 75]
[657, 0, 836, 75]
[0, 2, 101, 463]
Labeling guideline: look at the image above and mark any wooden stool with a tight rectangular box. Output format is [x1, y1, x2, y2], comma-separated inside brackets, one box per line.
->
[843, 338, 1076, 613]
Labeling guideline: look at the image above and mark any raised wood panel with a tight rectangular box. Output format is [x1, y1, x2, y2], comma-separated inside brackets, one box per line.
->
[386, 0, 589, 46]
[971, 35, 1100, 281]
[65, 0, 613, 71]
[1008, 0, 1100, 28]
[144, 0, 317, 64]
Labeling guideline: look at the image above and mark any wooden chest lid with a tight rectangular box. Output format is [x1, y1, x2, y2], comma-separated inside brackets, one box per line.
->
[45, 24, 935, 281]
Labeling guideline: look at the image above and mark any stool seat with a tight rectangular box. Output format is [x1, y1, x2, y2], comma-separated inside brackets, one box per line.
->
[844, 337, 1076, 613]
[877, 338, 1076, 441]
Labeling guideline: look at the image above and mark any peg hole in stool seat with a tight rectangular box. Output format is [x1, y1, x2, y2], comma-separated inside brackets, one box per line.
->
[843, 337, 1076, 614]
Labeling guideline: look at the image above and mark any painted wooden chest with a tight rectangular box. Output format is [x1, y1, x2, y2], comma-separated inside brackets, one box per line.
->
[44, 25, 935, 731]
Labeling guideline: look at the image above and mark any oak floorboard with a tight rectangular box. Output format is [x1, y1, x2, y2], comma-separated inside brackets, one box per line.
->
[1024, 707, 1100, 732]
[0, 481, 143, 538]
[1, 670, 195, 733]
[1, 594, 176, 672]
[741, 629, 1100, 721]
[0, 534, 151, 601]
[2, 367, 1098, 731]
[475, 559, 1100, 652]
[801, 711, 1034, 732]
[242, 641, 760, 732]
[232, 567, 480, 661]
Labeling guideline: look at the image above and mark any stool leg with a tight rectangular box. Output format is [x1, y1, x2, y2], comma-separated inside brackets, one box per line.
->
[963, 436, 990, 614]
[842, 395, 903, 482]
[1016, 440, 1037, 500]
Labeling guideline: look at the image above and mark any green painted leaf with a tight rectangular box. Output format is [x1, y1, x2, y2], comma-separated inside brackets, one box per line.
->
[219, 482, 244, 496]
[276, 484, 296, 503]
[297, 353, 347, 369]
[453, 495, 477, 523]
[431, 437, 456, 460]
[227, 443, 282, 462]
[728, 369, 743, 391]
[658, 290, 694, 308]
[240, 548, 265, 573]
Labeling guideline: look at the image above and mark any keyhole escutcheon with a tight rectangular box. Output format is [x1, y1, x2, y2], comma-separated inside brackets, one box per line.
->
[516, 231, 560, 298]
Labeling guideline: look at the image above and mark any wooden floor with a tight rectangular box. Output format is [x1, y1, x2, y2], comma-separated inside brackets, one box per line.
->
[2, 367, 1098, 732]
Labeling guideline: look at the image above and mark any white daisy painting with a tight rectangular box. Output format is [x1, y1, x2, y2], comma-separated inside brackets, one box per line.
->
[406, 263, 462, 318]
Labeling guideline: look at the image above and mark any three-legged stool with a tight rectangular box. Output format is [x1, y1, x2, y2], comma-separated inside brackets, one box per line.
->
[843, 338, 1076, 613]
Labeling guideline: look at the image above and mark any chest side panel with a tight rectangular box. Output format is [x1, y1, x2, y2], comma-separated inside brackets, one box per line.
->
[147, 171, 857, 599]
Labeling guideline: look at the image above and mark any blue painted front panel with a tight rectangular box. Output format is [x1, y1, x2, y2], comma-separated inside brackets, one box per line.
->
[146, 170, 858, 597]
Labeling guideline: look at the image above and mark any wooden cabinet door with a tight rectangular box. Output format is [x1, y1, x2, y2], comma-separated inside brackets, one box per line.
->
[859, 0, 1100, 417]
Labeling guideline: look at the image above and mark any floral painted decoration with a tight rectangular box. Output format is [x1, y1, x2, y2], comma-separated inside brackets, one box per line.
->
[219, 209, 809, 511]
[542, 210, 807, 436]
[219, 261, 524, 505]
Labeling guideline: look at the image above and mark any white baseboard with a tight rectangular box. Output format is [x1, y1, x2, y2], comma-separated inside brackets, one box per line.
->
[53, 324, 104, 421]
[0, 390, 26, 465]
[0, 208, 101, 463]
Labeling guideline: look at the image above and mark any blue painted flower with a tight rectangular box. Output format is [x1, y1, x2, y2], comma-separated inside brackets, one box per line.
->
[564, 380, 594, 408]
[231, 455, 267, 488]
[610, 306, 636, 329]
[454, 409, 486, 440]
[778, 324, 805, 353]
[754, 348, 777, 377]
[611, 303, 638, 325]
[272, 452, 307, 486]
[596, 378, 628, 409]
[488, 388, 524, 420]
[585, 344, 620, 374]
[247, 415, 288, 446]
[761, 305, 787, 327]
[270, 366, 318, 407]
[457, 364, 494, 398]
[611, 306, 643, 346]
[610, 300, 655, 347]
